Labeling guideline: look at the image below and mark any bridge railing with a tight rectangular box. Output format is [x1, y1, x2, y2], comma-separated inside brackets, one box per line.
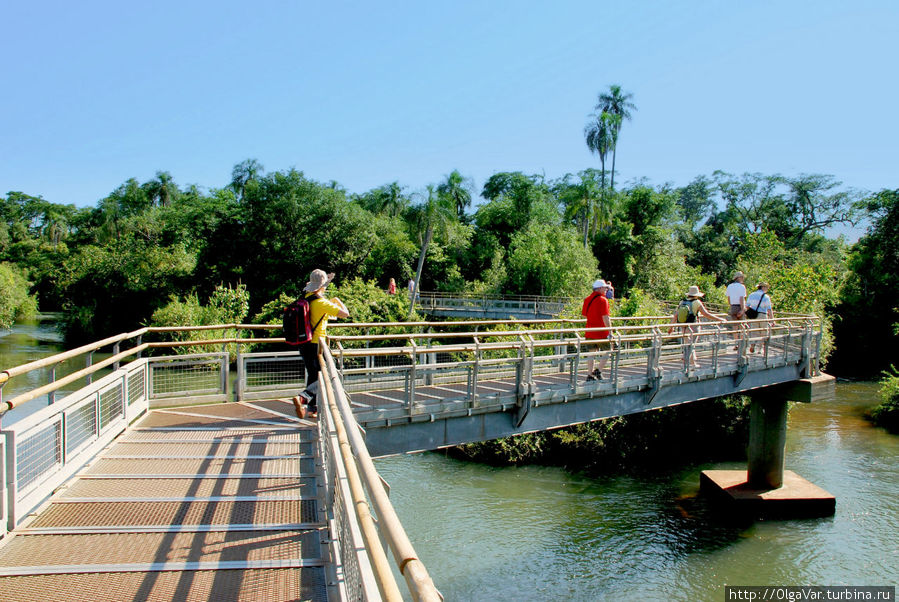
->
[326, 315, 822, 423]
[319, 344, 442, 602]
[0, 314, 822, 525]
[0, 327, 445, 601]
[416, 291, 575, 317]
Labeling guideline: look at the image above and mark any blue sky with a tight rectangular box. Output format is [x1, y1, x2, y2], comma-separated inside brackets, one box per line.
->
[2, 1, 896, 217]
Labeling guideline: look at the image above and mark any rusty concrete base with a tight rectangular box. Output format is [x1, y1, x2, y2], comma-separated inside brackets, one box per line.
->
[700, 469, 835, 518]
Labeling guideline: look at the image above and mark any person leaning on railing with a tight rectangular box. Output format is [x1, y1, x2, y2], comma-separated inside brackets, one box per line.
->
[293, 269, 350, 420]
[668, 285, 725, 370]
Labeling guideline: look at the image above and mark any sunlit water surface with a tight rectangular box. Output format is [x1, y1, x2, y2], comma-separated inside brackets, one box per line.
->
[376, 382, 898, 601]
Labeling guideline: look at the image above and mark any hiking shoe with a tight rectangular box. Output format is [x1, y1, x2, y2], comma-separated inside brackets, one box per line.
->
[292, 391, 313, 420]
[586, 373, 597, 382]
[593, 369, 604, 381]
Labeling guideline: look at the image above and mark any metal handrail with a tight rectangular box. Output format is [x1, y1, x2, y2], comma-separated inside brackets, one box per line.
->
[321, 345, 443, 602]
[0, 314, 818, 417]
[318, 346, 405, 601]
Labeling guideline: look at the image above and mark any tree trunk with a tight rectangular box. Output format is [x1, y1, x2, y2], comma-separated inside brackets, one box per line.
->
[408, 226, 433, 319]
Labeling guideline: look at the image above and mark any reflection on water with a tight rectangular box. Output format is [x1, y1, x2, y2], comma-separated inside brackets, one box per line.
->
[376, 382, 899, 601]
[0, 315, 113, 425]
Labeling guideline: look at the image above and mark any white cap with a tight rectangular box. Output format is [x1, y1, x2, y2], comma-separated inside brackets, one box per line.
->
[592, 279, 607, 290]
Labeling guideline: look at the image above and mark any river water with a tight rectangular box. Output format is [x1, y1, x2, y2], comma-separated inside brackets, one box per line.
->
[376, 383, 898, 601]
[3, 319, 896, 599]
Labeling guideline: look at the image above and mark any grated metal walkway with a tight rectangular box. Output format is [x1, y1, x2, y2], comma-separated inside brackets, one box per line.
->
[0, 400, 331, 602]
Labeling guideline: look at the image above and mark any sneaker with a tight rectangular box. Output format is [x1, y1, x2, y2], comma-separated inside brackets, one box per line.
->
[292, 391, 312, 420]
[307, 407, 319, 419]
[593, 368, 604, 381]
[586, 373, 597, 382]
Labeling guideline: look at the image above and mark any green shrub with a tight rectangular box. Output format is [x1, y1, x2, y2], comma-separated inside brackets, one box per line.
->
[449, 396, 751, 473]
[147, 283, 249, 358]
[0, 262, 38, 329]
[869, 368, 899, 433]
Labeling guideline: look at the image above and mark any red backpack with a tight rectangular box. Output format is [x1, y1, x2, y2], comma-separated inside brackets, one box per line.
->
[282, 296, 324, 345]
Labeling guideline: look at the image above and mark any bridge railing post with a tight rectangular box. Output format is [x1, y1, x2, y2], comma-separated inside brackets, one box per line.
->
[469, 337, 480, 406]
[612, 331, 622, 394]
[407, 339, 417, 418]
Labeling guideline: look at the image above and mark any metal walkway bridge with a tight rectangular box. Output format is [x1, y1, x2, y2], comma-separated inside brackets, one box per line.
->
[0, 311, 828, 600]
[414, 291, 571, 319]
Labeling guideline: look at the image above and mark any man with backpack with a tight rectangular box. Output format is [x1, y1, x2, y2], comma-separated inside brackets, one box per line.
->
[288, 269, 349, 419]
[668, 285, 725, 370]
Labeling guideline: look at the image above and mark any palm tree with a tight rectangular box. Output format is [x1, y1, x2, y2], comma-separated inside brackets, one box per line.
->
[143, 171, 179, 207]
[230, 159, 264, 201]
[560, 171, 601, 248]
[408, 185, 456, 319]
[584, 110, 616, 200]
[596, 85, 636, 191]
[437, 169, 474, 220]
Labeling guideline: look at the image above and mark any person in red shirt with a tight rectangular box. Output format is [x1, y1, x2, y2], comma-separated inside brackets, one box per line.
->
[582, 279, 612, 381]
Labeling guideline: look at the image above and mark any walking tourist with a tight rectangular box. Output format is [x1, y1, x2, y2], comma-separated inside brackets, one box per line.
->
[668, 285, 725, 370]
[293, 269, 350, 420]
[582, 279, 612, 381]
[746, 282, 773, 354]
[388, 277, 397, 295]
[726, 270, 747, 346]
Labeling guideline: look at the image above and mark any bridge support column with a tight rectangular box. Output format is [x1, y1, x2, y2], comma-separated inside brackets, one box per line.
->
[700, 375, 836, 518]
[747, 397, 788, 489]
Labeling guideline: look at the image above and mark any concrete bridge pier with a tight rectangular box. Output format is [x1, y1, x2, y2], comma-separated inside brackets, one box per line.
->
[701, 374, 837, 518]
[747, 397, 788, 489]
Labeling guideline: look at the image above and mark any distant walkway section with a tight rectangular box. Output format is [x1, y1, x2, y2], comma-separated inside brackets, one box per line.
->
[415, 292, 573, 319]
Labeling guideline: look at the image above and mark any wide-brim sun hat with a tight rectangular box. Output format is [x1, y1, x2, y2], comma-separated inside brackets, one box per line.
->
[592, 279, 608, 290]
[686, 285, 705, 297]
[303, 269, 335, 292]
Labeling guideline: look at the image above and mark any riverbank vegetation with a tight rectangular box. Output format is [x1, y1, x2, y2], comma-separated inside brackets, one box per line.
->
[449, 396, 752, 474]
[868, 368, 899, 433]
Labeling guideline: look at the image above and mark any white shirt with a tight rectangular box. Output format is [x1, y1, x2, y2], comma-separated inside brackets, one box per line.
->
[746, 289, 773, 316]
[726, 281, 746, 305]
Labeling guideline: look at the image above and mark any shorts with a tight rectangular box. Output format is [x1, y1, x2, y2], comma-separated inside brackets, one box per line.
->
[584, 339, 611, 349]
[728, 304, 744, 320]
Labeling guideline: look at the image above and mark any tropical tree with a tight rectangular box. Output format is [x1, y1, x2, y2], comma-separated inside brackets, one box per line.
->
[595, 85, 637, 191]
[355, 182, 409, 218]
[408, 185, 456, 318]
[584, 111, 616, 194]
[557, 170, 604, 248]
[229, 159, 264, 201]
[142, 171, 179, 207]
[437, 169, 474, 221]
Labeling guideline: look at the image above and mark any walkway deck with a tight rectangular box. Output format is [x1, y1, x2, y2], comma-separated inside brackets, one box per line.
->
[0, 400, 331, 602]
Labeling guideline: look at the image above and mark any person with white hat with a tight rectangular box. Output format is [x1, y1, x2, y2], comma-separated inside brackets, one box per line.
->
[581, 279, 613, 382]
[668, 285, 725, 370]
[292, 269, 350, 419]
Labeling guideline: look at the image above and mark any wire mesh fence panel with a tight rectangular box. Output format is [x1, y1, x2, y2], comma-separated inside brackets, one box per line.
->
[16, 420, 61, 493]
[332, 475, 364, 601]
[99, 382, 123, 431]
[65, 398, 98, 456]
[127, 369, 145, 406]
[243, 354, 305, 392]
[149, 355, 227, 399]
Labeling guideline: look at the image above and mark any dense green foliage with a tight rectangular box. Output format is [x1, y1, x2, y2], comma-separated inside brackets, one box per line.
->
[451, 396, 752, 473]
[0, 158, 884, 380]
[868, 368, 899, 433]
[0, 263, 38, 328]
[832, 189, 899, 376]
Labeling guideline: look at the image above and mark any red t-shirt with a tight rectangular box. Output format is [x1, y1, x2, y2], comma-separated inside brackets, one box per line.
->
[582, 292, 610, 339]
